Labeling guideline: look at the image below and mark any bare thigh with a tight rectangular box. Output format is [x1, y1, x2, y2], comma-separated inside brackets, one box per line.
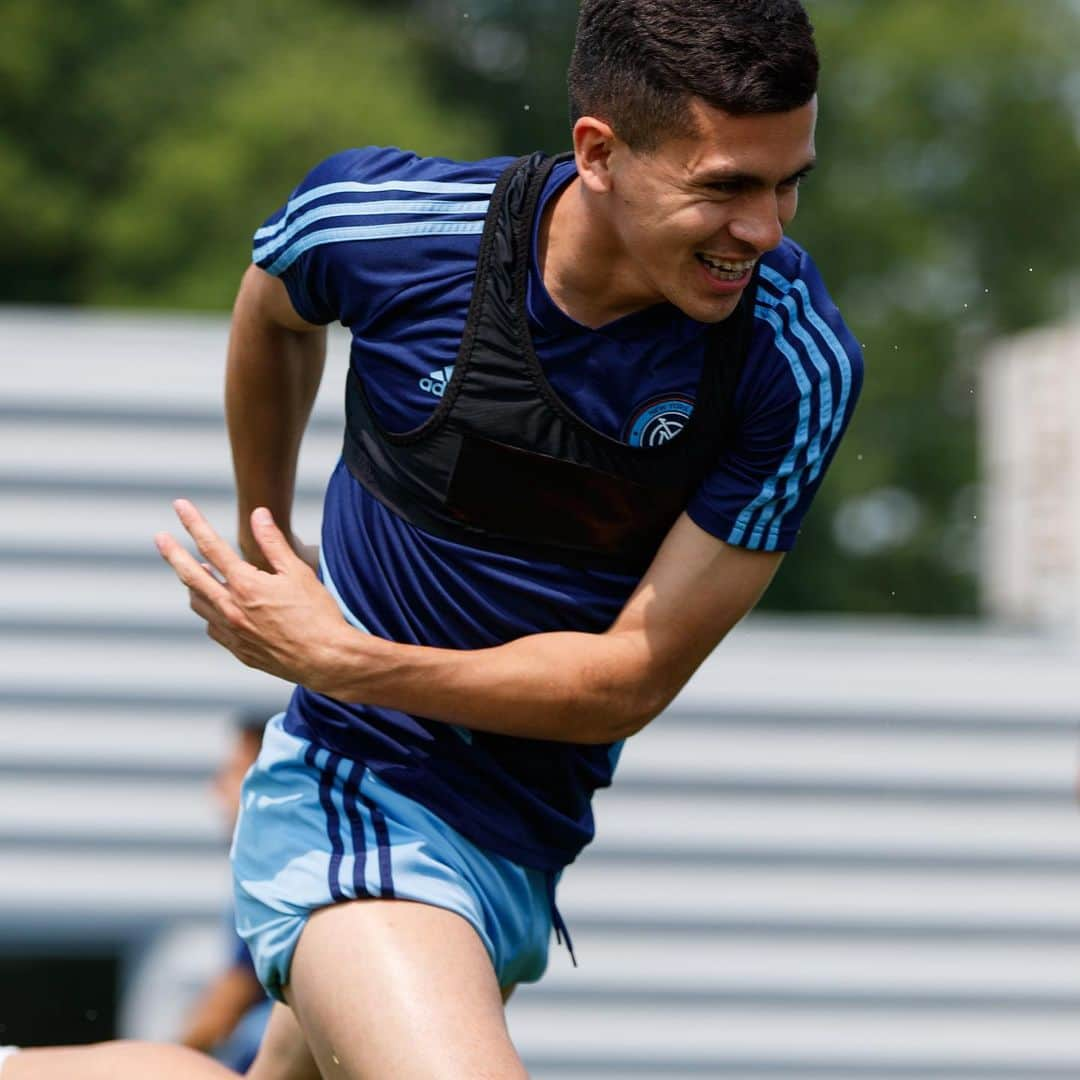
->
[246, 951, 517, 1079]
[247, 1003, 322, 1080]
[5, 1042, 238, 1080]
[285, 898, 529, 1080]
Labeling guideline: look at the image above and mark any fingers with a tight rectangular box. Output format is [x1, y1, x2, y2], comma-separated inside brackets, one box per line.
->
[173, 499, 247, 579]
[189, 586, 225, 625]
[250, 507, 303, 575]
[155, 529, 234, 609]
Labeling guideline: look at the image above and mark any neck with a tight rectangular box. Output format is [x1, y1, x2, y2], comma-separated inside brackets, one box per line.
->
[538, 177, 660, 330]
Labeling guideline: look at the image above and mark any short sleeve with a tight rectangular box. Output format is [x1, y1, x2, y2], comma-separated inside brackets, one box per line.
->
[687, 243, 864, 553]
[250, 147, 496, 327]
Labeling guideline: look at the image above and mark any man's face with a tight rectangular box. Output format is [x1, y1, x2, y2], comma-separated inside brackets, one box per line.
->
[605, 97, 817, 323]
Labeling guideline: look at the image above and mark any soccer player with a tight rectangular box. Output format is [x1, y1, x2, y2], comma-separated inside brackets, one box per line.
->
[2, 1, 861, 1076]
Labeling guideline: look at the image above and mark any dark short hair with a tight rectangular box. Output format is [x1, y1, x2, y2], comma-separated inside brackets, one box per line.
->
[568, 0, 819, 151]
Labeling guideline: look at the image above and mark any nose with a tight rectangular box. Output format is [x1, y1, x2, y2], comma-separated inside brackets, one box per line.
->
[728, 191, 786, 254]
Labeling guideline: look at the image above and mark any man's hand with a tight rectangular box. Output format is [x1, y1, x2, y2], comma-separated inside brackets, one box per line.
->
[238, 518, 319, 574]
[155, 500, 346, 690]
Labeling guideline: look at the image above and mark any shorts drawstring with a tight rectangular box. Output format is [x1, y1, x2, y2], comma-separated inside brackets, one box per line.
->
[546, 871, 577, 967]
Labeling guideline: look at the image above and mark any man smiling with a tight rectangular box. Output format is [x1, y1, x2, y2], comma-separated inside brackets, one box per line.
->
[3, 2, 861, 1078]
[547, 96, 816, 328]
[169, 1, 859, 1076]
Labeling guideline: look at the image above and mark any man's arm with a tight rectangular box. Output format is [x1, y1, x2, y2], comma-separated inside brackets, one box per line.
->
[324, 512, 781, 742]
[157, 503, 780, 744]
[226, 266, 326, 570]
[178, 963, 266, 1053]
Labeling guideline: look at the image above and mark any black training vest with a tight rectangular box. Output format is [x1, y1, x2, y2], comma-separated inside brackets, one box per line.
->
[342, 151, 755, 574]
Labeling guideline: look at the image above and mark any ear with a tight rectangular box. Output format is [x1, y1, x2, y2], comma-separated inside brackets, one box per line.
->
[572, 115, 617, 194]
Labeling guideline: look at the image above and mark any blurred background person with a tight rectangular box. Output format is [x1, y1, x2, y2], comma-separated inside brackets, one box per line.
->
[178, 711, 272, 1072]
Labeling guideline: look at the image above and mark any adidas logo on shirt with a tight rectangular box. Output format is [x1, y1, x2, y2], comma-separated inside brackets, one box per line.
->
[419, 365, 454, 398]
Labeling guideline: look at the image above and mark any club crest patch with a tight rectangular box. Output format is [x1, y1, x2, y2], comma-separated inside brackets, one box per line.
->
[624, 396, 695, 447]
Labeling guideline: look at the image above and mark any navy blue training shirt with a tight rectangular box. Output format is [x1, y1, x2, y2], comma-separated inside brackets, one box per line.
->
[253, 146, 863, 871]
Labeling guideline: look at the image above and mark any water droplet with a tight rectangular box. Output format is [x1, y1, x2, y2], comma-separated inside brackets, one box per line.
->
[523, 104, 531, 111]
[984, 288, 990, 293]
[857, 453, 864, 461]
[462, 11, 469, 17]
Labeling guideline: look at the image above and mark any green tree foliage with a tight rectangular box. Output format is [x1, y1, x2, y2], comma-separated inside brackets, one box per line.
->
[773, 0, 1080, 616]
[0, 0, 492, 309]
[411, 0, 577, 155]
[4, 0, 1078, 614]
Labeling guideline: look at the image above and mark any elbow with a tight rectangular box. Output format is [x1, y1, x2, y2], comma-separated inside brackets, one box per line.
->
[604, 715, 649, 744]
[601, 679, 671, 743]
[571, 639, 676, 744]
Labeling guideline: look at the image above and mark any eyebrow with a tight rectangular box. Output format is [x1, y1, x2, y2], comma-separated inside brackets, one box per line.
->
[692, 159, 817, 189]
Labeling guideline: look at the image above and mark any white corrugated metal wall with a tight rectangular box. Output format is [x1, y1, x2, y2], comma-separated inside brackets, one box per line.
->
[2, 308, 1079, 1078]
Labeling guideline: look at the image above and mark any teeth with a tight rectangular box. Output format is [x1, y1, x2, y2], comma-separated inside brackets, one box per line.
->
[699, 254, 755, 273]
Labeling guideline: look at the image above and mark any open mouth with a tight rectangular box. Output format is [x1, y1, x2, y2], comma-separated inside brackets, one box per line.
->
[695, 253, 756, 282]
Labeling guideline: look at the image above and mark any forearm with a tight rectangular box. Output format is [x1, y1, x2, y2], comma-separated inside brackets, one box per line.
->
[178, 967, 264, 1051]
[315, 624, 672, 745]
[226, 268, 326, 562]
[308, 529, 777, 744]
[159, 508, 778, 748]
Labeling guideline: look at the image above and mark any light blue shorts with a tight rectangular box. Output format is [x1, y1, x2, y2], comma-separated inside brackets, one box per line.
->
[231, 713, 554, 1002]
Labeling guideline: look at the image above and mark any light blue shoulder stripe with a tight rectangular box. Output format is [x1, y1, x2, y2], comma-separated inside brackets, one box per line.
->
[253, 198, 489, 264]
[320, 549, 371, 634]
[755, 287, 834, 549]
[758, 265, 856, 548]
[725, 307, 812, 550]
[756, 306, 828, 550]
[264, 220, 486, 276]
[728, 306, 814, 551]
[756, 286, 833, 469]
[256, 178, 497, 242]
[759, 263, 854, 451]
